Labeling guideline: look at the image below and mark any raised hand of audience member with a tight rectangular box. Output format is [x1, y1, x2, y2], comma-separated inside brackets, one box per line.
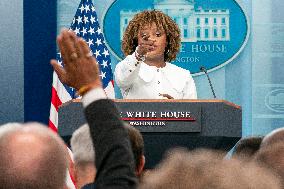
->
[50, 29, 138, 189]
[50, 29, 101, 92]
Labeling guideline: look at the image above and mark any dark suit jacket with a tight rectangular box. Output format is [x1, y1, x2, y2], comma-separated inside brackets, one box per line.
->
[81, 183, 95, 189]
[84, 99, 138, 189]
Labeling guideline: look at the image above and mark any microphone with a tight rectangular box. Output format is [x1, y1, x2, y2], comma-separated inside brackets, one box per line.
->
[200, 66, 216, 99]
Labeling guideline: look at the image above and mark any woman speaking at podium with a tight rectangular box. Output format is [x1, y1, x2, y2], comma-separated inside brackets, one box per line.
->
[115, 10, 197, 99]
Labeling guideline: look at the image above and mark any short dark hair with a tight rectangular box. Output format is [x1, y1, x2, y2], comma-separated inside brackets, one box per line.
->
[233, 136, 263, 159]
[123, 123, 144, 170]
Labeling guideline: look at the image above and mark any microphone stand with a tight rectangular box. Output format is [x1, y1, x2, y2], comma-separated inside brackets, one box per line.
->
[200, 66, 216, 99]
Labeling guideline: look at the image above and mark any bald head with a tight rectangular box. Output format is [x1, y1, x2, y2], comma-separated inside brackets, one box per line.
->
[0, 122, 68, 189]
[261, 127, 284, 148]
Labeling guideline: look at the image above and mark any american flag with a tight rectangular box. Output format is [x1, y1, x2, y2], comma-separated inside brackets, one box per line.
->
[49, 0, 114, 187]
[49, 0, 115, 132]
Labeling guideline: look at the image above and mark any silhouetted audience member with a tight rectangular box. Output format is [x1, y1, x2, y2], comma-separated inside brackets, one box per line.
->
[51, 29, 137, 188]
[71, 124, 96, 189]
[232, 136, 263, 160]
[261, 127, 284, 148]
[139, 148, 281, 189]
[0, 122, 68, 189]
[124, 123, 145, 177]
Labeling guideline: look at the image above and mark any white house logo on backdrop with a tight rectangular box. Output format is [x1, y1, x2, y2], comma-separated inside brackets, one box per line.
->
[103, 0, 249, 75]
[120, 1, 230, 42]
[265, 89, 284, 113]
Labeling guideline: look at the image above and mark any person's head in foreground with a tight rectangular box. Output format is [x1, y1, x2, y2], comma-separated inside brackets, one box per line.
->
[260, 127, 284, 148]
[0, 122, 68, 189]
[71, 122, 145, 185]
[71, 124, 96, 189]
[139, 148, 282, 189]
[255, 142, 284, 188]
[232, 136, 263, 160]
[123, 123, 145, 178]
[122, 10, 181, 65]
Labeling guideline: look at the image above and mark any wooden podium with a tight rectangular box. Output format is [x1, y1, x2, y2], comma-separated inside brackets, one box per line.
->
[58, 99, 241, 168]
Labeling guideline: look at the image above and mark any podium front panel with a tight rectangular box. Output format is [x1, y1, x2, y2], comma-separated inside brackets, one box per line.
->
[58, 99, 241, 137]
[58, 99, 241, 168]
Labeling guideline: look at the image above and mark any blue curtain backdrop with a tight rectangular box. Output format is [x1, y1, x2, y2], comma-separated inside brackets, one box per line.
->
[23, 0, 56, 124]
[0, 0, 24, 124]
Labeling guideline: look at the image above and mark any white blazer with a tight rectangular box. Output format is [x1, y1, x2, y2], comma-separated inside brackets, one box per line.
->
[114, 53, 197, 99]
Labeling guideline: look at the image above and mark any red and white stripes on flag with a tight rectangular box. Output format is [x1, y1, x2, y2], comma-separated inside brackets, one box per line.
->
[49, 72, 72, 133]
[49, 0, 115, 187]
[49, 71, 114, 132]
[49, 71, 76, 188]
[50, 0, 115, 131]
